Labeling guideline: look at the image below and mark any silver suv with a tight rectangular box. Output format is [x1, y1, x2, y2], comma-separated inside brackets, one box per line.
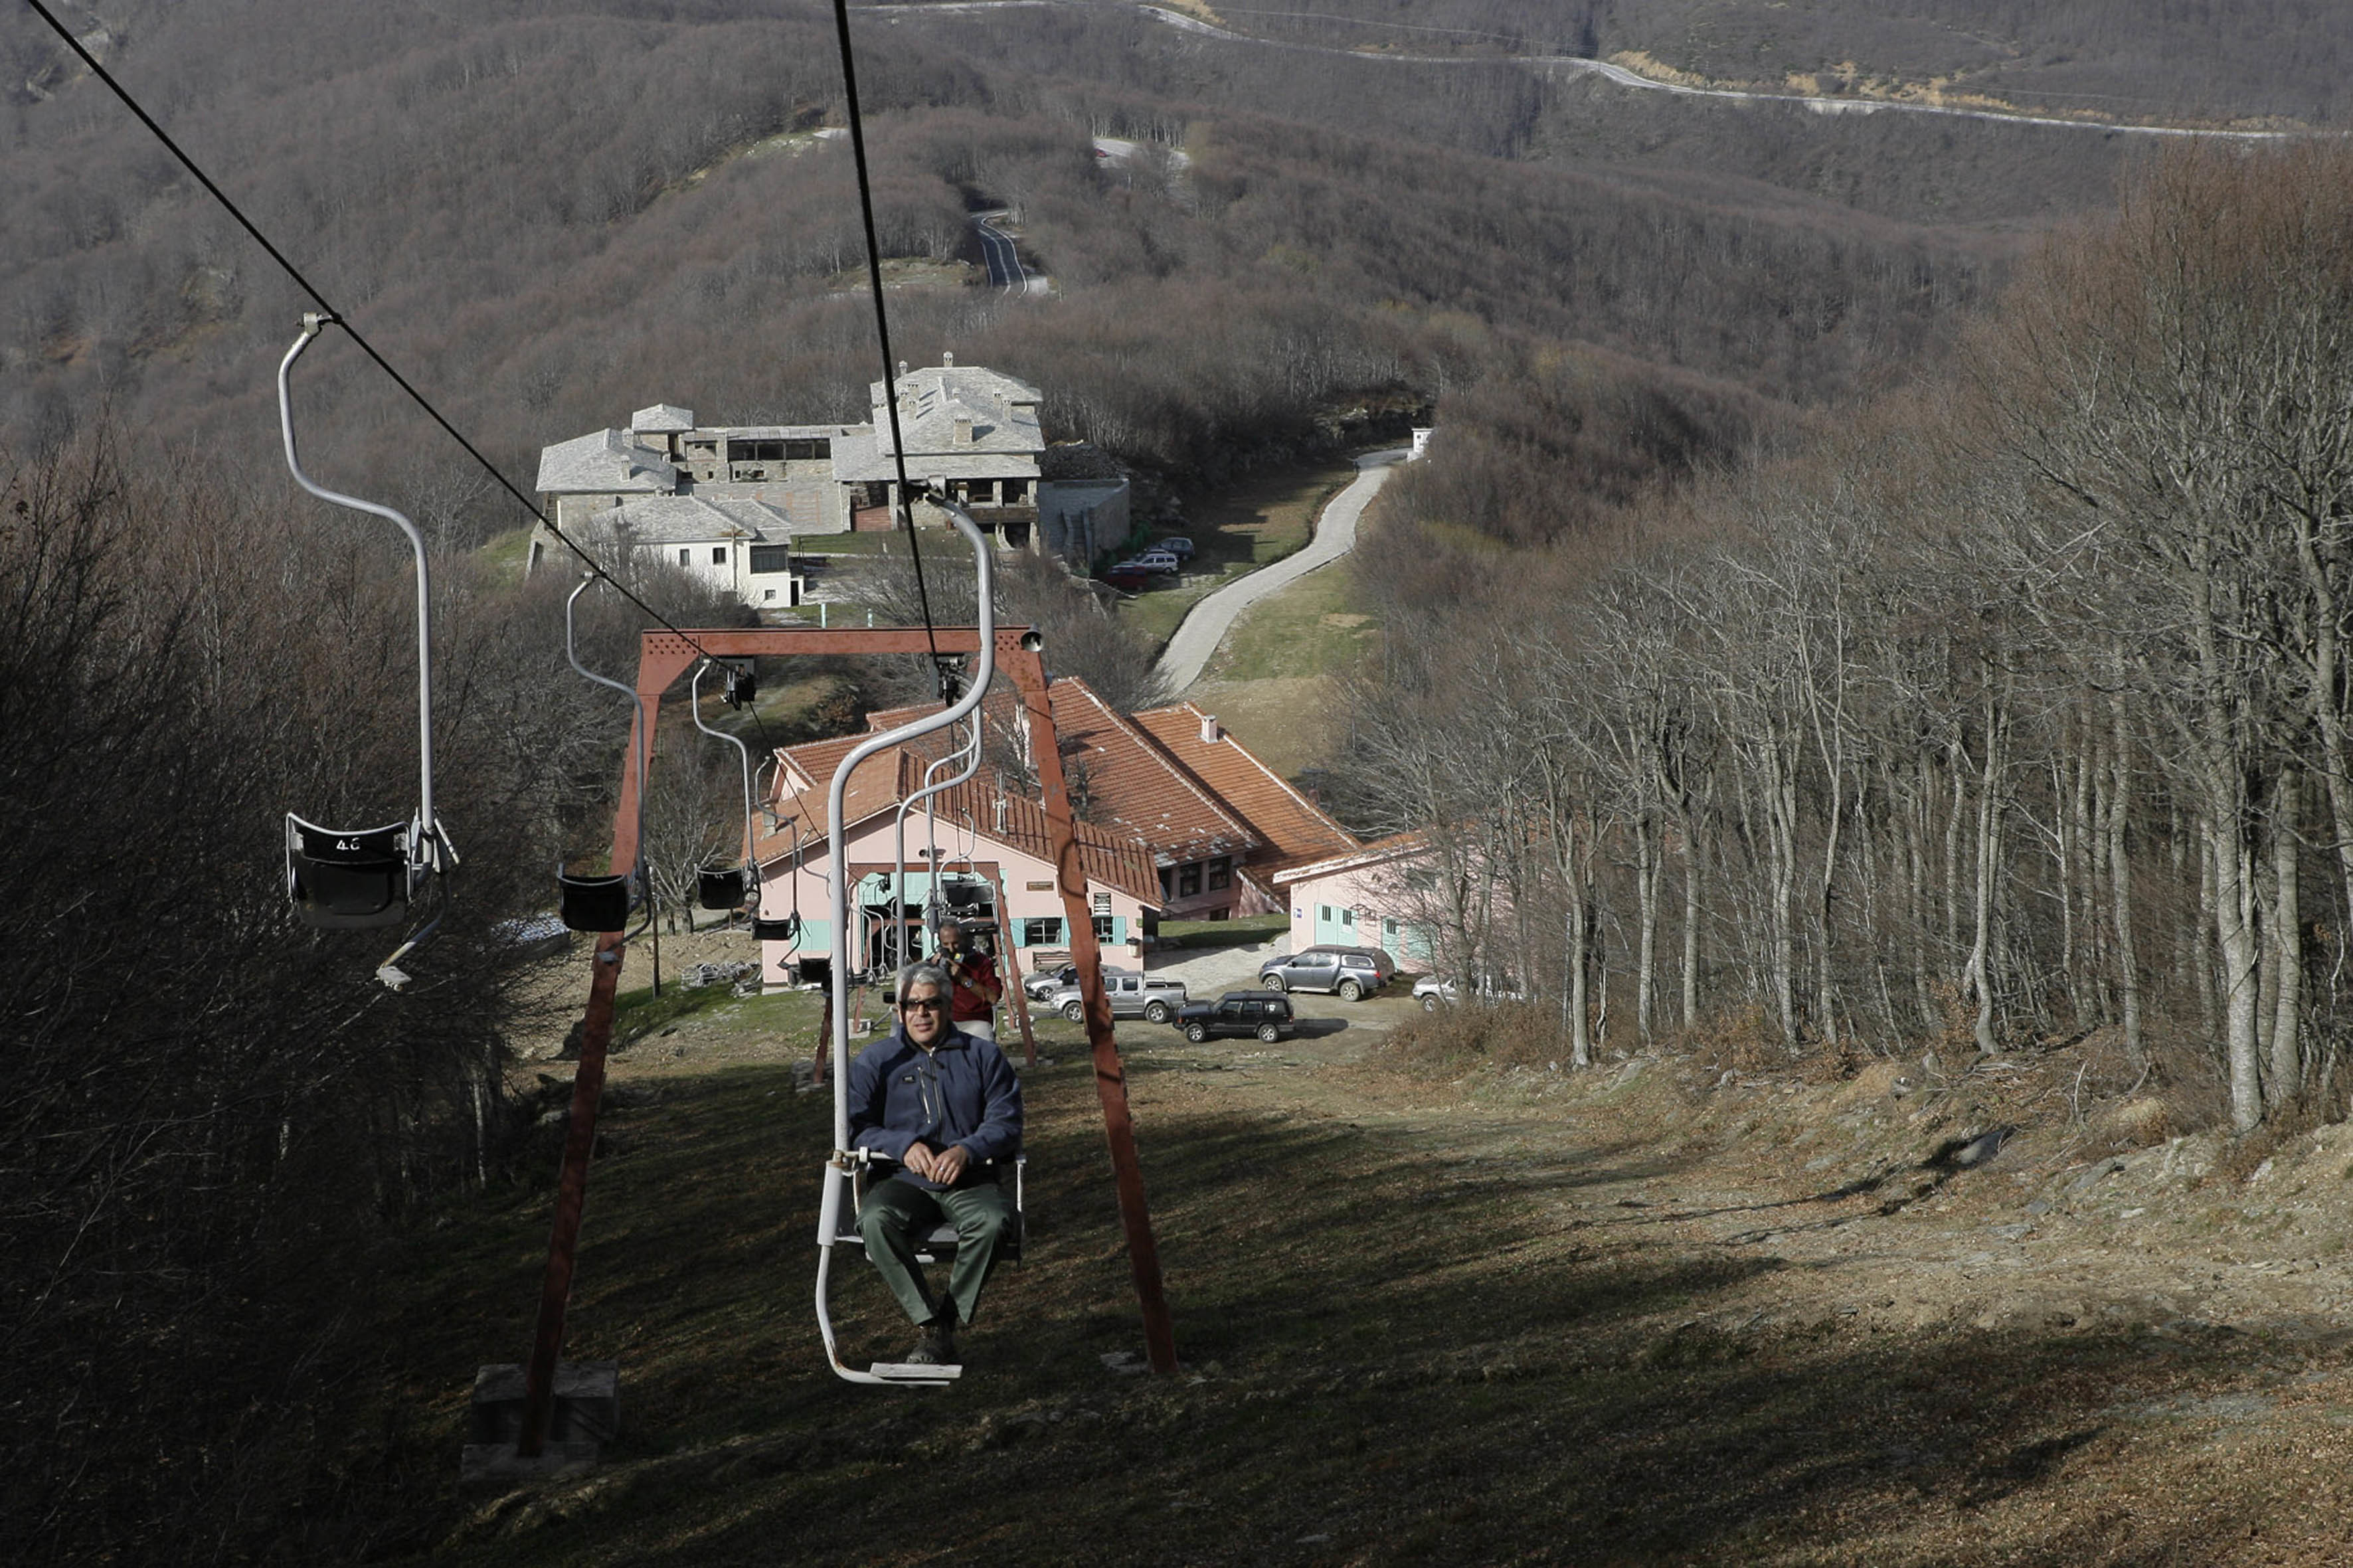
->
[1046, 970, 1189, 1023]
[1257, 945, 1392, 1001]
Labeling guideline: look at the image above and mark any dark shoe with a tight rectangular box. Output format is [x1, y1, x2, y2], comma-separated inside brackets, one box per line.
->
[904, 1322, 958, 1365]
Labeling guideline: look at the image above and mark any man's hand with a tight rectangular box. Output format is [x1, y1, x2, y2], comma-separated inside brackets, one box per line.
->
[901, 1142, 968, 1183]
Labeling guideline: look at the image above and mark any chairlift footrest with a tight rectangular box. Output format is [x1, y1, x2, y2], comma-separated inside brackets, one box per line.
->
[867, 1361, 962, 1383]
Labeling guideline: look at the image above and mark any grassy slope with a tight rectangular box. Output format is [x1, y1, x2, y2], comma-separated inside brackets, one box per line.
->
[365, 985, 2353, 1567]
[1112, 462, 1358, 652]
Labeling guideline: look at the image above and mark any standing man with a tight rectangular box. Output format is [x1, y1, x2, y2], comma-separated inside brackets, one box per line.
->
[847, 961, 1023, 1367]
[935, 915, 1003, 1042]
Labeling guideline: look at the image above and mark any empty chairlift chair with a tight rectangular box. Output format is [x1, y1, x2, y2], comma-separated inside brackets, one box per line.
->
[286, 815, 425, 930]
[557, 574, 652, 935]
[273, 315, 455, 956]
[691, 656, 762, 917]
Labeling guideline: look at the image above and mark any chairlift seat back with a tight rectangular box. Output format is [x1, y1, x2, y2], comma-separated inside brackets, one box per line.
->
[559, 869, 634, 933]
[752, 914, 802, 942]
[943, 879, 988, 911]
[698, 866, 749, 911]
[286, 814, 416, 930]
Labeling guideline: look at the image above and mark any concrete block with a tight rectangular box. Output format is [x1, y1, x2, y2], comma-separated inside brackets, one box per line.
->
[460, 1438, 600, 1485]
[470, 1360, 620, 1450]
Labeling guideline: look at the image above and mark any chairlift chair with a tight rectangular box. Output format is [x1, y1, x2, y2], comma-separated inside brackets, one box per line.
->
[557, 576, 652, 935]
[558, 867, 637, 934]
[690, 657, 761, 916]
[830, 1150, 1027, 1264]
[286, 814, 424, 930]
[816, 492, 1006, 1386]
[274, 316, 456, 970]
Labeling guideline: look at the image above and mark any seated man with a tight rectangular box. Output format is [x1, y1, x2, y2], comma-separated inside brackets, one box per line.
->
[847, 960, 1024, 1366]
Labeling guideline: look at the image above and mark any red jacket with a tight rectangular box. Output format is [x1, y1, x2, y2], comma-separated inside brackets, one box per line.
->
[940, 945, 1003, 1023]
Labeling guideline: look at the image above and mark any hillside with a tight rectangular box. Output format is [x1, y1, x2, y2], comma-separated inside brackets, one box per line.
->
[340, 949, 2353, 1565]
[13, 5, 2353, 1561]
[9, 0, 2316, 529]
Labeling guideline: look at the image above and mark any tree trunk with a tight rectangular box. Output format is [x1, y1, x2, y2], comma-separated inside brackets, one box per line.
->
[2211, 805, 2265, 1132]
[1681, 826, 1701, 1029]
[1634, 810, 1658, 1043]
[1567, 899, 1591, 1069]
[2109, 685, 2144, 1072]
[1964, 696, 2004, 1055]
[2269, 769, 2304, 1106]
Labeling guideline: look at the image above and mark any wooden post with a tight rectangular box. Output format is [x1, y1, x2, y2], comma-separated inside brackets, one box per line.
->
[986, 864, 1039, 1067]
[1013, 658, 1179, 1375]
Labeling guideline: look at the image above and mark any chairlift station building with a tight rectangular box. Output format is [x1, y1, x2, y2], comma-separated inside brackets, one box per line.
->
[529, 355, 1073, 606]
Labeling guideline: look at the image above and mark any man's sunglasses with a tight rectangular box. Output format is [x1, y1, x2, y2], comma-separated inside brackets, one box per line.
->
[900, 997, 947, 1011]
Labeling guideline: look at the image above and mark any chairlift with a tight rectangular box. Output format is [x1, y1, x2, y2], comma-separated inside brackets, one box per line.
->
[285, 814, 420, 930]
[829, 1150, 1026, 1263]
[816, 493, 1006, 1386]
[274, 315, 455, 982]
[558, 575, 652, 936]
[690, 657, 761, 915]
[888, 717, 983, 972]
[721, 658, 757, 710]
[752, 816, 805, 946]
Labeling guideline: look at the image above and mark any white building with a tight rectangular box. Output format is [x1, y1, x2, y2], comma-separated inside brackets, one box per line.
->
[528, 357, 1112, 606]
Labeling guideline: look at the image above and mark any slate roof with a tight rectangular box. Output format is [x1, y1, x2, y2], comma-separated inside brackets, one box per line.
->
[584, 495, 794, 545]
[536, 429, 679, 494]
[632, 403, 695, 432]
[862, 361, 1045, 470]
[831, 443, 1042, 483]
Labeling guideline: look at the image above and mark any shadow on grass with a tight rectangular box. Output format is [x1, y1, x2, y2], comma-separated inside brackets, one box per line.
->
[359, 1061, 2314, 1568]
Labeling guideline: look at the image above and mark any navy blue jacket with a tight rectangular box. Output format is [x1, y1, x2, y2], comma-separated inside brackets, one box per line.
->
[847, 1023, 1023, 1191]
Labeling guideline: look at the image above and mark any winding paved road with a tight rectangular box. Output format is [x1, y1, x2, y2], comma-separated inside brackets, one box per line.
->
[867, 2, 2299, 142]
[1154, 448, 1404, 697]
[972, 211, 1026, 292]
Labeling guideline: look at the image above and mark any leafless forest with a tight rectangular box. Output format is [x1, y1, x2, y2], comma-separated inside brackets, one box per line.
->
[7, 0, 2353, 1559]
[1352, 146, 2353, 1141]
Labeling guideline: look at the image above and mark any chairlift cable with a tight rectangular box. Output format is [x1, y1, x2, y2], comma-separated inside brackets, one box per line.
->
[23, 0, 754, 681]
[828, 0, 948, 675]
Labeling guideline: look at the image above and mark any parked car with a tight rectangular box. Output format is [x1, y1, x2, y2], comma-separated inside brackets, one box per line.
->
[1047, 970, 1189, 1023]
[1129, 550, 1182, 574]
[1174, 990, 1295, 1043]
[1257, 944, 1394, 1000]
[1023, 964, 1081, 1002]
[1411, 974, 1527, 1011]
[1158, 537, 1195, 560]
[1100, 565, 1150, 591]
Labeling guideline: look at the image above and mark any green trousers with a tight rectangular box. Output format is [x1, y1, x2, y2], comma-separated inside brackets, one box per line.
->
[857, 1174, 1015, 1329]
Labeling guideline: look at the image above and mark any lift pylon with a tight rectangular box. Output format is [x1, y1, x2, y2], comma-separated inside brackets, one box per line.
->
[508, 620, 1176, 1453]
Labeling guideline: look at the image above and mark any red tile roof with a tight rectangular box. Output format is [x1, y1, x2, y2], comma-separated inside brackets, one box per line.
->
[1046, 680, 1258, 866]
[1272, 829, 1432, 885]
[1132, 704, 1360, 877]
[756, 678, 1363, 907]
[754, 724, 1160, 907]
